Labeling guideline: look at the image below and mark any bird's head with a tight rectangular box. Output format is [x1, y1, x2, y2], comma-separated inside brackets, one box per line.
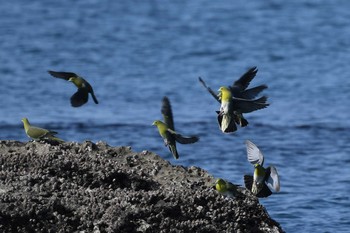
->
[218, 86, 229, 92]
[218, 86, 231, 100]
[152, 120, 161, 126]
[215, 178, 227, 192]
[21, 118, 29, 124]
[68, 76, 83, 88]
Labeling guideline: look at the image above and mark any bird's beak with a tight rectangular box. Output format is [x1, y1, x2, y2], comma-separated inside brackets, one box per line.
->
[68, 78, 73, 82]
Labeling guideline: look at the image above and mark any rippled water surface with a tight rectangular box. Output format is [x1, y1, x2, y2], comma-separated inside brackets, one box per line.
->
[1, 1, 350, 232]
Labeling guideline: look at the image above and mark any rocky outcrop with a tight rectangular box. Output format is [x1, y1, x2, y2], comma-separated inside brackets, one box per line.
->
[0, 140, 283, 232]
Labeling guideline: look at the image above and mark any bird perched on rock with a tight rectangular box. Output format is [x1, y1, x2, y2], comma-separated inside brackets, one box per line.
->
[244, 140, 280, 198]
[21, 118, 64, 142]
[214, 178, 241, 198]
[152, 96, 199, 159]
[199, 67, 268, 132]
[48, 70, 98, 107]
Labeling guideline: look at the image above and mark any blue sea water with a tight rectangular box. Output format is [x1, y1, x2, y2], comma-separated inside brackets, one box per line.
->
[1, 0, 350, 232]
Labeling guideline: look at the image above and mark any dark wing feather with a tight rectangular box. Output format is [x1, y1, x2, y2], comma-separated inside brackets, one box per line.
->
[161, 96, 174, 130]
[70, 88, 89, 107]
[81, 79, 98, 104]
[244, 175, 254, 191]
[232, 96, 269, 113]
[48, 70, 78, 80]
[198, 77, 220, 103]
[244, 175, 272, 198]
[256, 183, 273, 198]
[232, 67, 258, 91]
[239, 85, 268, 99]
[167, 129, 198, 144]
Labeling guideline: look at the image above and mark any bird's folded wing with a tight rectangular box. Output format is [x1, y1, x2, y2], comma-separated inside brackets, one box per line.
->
[27, 126, 55, 138]
[48, 71, 78, 80]
[245, 140, 264, 166]
[161, 96, 175, 130]
[232, 96, 269, 113]
[266, 166, 280, 192]
[167, 129, 199, 144]
[239, 85, 268, 99]
[232, 67, 258, 91]
[226, 181, 239, 191]
[198, 77, 220, 103]
[71, 88, 89, 107]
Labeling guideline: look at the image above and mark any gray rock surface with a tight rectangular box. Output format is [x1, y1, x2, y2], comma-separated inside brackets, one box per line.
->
[0, 140, 284, 232]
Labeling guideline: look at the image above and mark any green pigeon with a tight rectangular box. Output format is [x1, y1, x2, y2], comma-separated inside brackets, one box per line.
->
[21, 118, 64, 142]
[48, 70, 98, 107]
[244, 140, 280, 198]
[216, 86, 269, 133]
[152, 96, 199, 159]
[214, 178, 241, 198]
[199, 66, 268, 129]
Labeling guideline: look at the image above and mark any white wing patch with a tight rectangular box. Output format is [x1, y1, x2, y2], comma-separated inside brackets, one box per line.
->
[245, 140, 264, 166]
[266, 165, 280, 192]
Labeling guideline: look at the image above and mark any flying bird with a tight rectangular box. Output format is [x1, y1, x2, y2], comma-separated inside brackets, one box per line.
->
[216, 86, 268, 133]
[152, 96, 199, 159]
[243, 140, 280, 198]
[48, 70, 98, 107]
[21, 118, 64, 142]
[199, 67, 268, 131]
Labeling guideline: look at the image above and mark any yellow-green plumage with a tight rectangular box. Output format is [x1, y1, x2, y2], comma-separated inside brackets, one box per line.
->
[48, 70, 98, 107]
[22, 118, 64, 142]
[69, 77, 84, 88]
[152, 120, 179, 159]
[252, 164, 266, 195]
[218, 86, 232, 102]
[244, 140, 280, 198]
[215, 178, 240, 198]
[152, 97, 199, 159]
[218, 86, 234, 132]
[198, 71, 269, 133]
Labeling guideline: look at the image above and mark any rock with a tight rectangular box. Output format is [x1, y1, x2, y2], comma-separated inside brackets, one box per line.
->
[0, 140, 284, 232]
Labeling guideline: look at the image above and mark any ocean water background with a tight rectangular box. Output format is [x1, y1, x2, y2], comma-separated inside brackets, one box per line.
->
[1, 0, 350, 232]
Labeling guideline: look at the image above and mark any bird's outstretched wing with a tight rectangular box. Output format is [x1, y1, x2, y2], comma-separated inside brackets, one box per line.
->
[198, 77, 220, 103]
[232, 67, 258, 91]
[239, 85, 268, 99]
[243, 175, 253, 191]
[48, 71, 78, 80]
[266, 165, 280, 192]
[245, 140, 264, 166]
[167, 129, 199, 144]
[71, 88, 89, 107]
[161, 96, 175, 130]
[232, 96, 269, 113]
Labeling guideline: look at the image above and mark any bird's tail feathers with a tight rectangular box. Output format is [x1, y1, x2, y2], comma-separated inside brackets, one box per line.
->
[48, 136, 65, 143]
[169, 144, 179, 159]
[217, 112, 237, 133]
[91, 92, 99, 104]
